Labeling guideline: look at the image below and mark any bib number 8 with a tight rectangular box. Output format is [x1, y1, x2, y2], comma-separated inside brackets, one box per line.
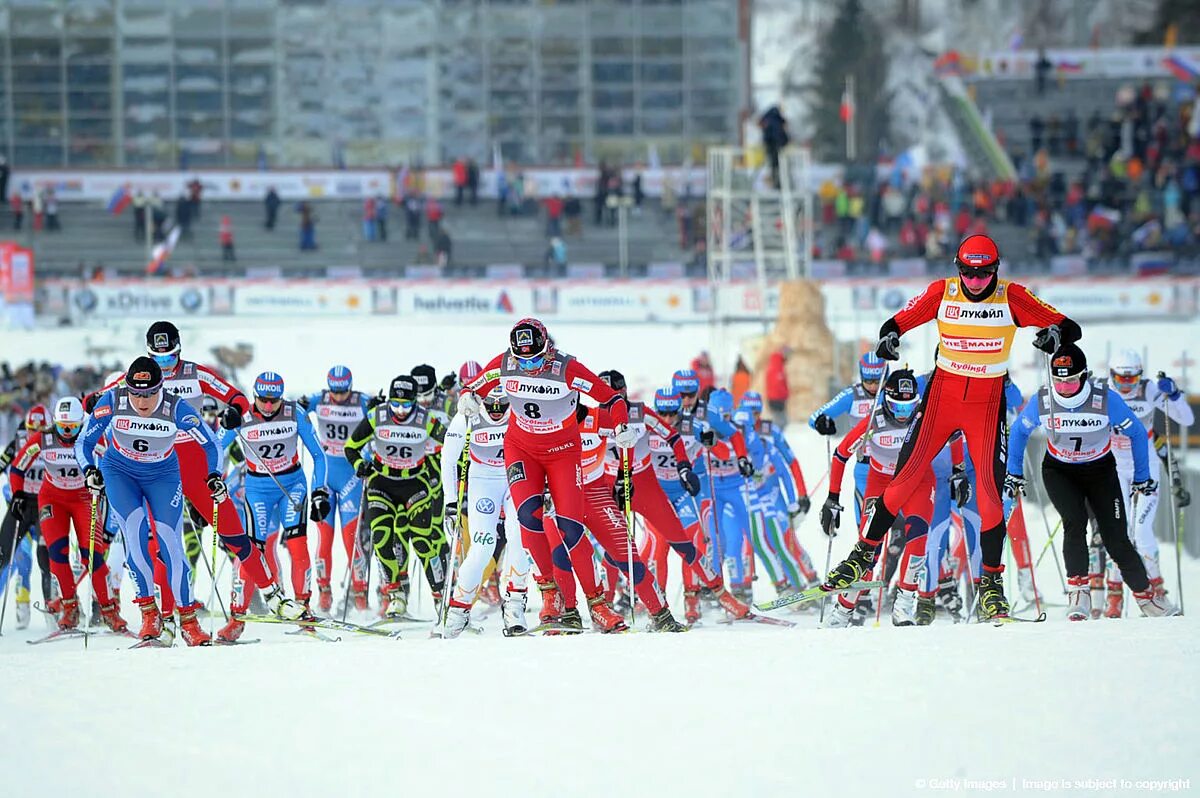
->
[523, 402, 541, 420]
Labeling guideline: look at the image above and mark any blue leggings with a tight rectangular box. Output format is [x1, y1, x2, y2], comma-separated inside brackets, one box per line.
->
[0, 534, 33, 592]
[924, 456, 981, 593]
[325, 459, 362, 529]
[710, 477, 752, 584]
[244, 469, 308, 542]
[103, 458, 190, 606]
[852, 460, 870, 526]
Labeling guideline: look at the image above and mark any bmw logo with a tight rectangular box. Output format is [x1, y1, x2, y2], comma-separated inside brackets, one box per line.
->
[475, 497, 496, 514]
[73, 288, 97, 313]
[180, 288, 203, 313]
[881, 289, 905, 311]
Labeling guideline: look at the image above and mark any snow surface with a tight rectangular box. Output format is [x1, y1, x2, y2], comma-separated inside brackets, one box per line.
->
[1, 425, 1197, 798]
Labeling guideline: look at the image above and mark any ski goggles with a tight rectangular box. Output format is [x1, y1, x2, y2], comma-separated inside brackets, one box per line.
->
[389, 397, 415, 414]
[126, 382, 162, 398]
[885, 396, 919, 419]
[514, 353, 545, 372]
[958, 265, 997, 291]
[150, 351, 179, 370]
[1110, 371, 1140, 389]
[55, 420, 82, 438]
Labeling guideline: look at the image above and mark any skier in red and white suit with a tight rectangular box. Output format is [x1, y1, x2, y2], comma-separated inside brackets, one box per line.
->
[597, 369, 750, 621]
[824, 234, 1080, 620]
[459, 318, 634, 630]
[88, 321, 307, 622]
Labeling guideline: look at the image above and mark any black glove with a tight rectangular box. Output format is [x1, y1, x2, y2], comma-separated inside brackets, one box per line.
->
[876, 331, 900, 361]
[207, 472, 229, 504]
[677, 464, 701, 496]
[613, 475, 633, 507]
[793, 495, 811, 516]
[366, 391, 385, 410]
[2, 438, 16, 467]
[1003, 472, 1026, 499]
[220, 405, 243, 430]
[1032, 325, 1061, 354]
[949, 465, 972, 508]
[440, 373, 457, 391]
[1174, 483, 1191, 508]
[310, 487, 331, 523]
[737, 455, 755, 478]
[699, 428, 717, 447]
[9, 491, 34, 523]
[297, 395, 310, 411]
[83, 392, 99, 413]
[1131, 478, 1158, 496]
[354, 457, 377, 479]
[84, 465, 105, 495]
[820, 494, 843, 537]
[813, 414, 837, 436]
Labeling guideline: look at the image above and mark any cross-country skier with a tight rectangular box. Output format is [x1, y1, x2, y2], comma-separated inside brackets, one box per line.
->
[344, 375, 448, 619]
[76, 358, 229, 645]
[825, 233, 1080, 620]
[810, 352, 885, 521]
[696, 389, 757, 597]
[9, 396, 126, 632]
[1006, 344, 1177, 619]
[439, 386, 531, 637]
[458, 318, 636, 625]
[0, 405, 52, 628]
[820, 369, 942, 627]
[1100, 350, 1194, 614]
[216, 372, 327, 642]
[301, 365, 370, 612]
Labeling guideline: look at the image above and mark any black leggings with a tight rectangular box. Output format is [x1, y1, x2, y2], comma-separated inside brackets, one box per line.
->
[1041, 453, 1148, 592]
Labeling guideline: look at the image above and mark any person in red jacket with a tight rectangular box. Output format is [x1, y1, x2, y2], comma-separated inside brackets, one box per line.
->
[459, 318, 634, 632]
[764, 347, 790, 428]
[824, 234, 1080, 620]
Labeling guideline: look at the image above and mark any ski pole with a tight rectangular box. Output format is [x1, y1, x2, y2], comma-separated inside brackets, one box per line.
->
[86, 492, 97, 650]
[1024, 448, 1069, 594]
[0, 503, 18, 636]
[236, 429, 303, 513]
[1033, 520, 1063, 568]
[439, 421, 471, 634]
[703, 448, 724, 591]
[622, 448, 636, 627]
[819, 435, 834, 623]
[1158, 393, 1185, 614]
[207, 492, 221, 637]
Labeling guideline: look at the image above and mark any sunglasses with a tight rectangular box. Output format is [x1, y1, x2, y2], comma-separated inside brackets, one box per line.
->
[389, 398, 415, 410]
[1110, 372, 1139, 387]
[677, 390, 697, 399]
[127, 385, 161, 398]
[515, 354, 545, 371]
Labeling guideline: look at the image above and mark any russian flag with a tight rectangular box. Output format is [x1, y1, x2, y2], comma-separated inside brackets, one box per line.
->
[1163, 54, 1200, 83]
[1055, 60, 1083, 74]
[107, 184, 131, 215]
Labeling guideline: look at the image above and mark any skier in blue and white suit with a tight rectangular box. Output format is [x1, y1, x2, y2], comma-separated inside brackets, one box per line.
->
[809, 352, 885, 523]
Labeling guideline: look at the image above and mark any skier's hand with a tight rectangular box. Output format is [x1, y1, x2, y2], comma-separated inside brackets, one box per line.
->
[820, 494, 843, 537]
[309, 487, 331, 523]
[677, 463, 701, 496]
[84, 465, 105, 496]
[1002, 472, 1025, 499]
[949, 465, 972, 508]
[9, 491, 33, 523]
[1032, 325, 1061, 354]
[297, 395, 310, 411]
[875, 331, 900, 361]
[457, 391, 482, 420]
[813, 414, 837, 436]
[440, 373, 458, 392]
[699, 428, 717, 447]
[1131, 478, 1158, 496]
[366, 390, 385, 411]
[207, 472, 229, 504]
[791, 495, 811, 518]
[613, 476, 633, 508]
[1174, 483, 1191, 508]
[443, 501, 459, 537]
[219, 405, 243, 430]
[1155, 373, 1181, 400]
[186, 501, 207, 531]
[737, 455, 755, 478]
[613, 423, 638, 450]
[354, 457, 377, 479]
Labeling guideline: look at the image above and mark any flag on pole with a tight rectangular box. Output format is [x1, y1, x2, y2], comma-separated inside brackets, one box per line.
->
[107, 184, 132, 215]
[146, 225, 181, 276]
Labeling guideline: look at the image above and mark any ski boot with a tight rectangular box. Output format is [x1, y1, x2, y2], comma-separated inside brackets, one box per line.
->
[649, 607, 688, 633]
[98, 600, 128, 633]
[1088, 573, 1104, 620]
[683, 589, 702, 625]
[714, 586, 752, 619]
[264, 583, 309, 621]
[381, 581, 409, 620]
[937, 577, 964, 622]
[1103, 581, 1124, 619]
[551, 607, 584, 634]
[1133, 588, 1179, 617]
[587, 593, 628, 633]
[217, 617, 246, 643]
[1066, 576, 1090, 621]
[824, 600, 855, 628]
[57, 596, 80, 630]
[440, 603, 471, 639]
[824, 540, 878, 589]
[535, 577, 563, 625]
[317, 582, 333, 613]
[975, 571, 1010, 621]
[891, 587, 917, 626]
[612, 589, 632, 618]
[159, 615, 177, 647]
[351, 584, 369, 612]
[15, 586, 30, 630]
[914, 594, 936, 626]
[135, 597, 163, 640]
[1149, 576, 1167, 601]
[178, 604, 212, 646]
[852, 594, 874, 626]
[501, 587, 528, 636]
